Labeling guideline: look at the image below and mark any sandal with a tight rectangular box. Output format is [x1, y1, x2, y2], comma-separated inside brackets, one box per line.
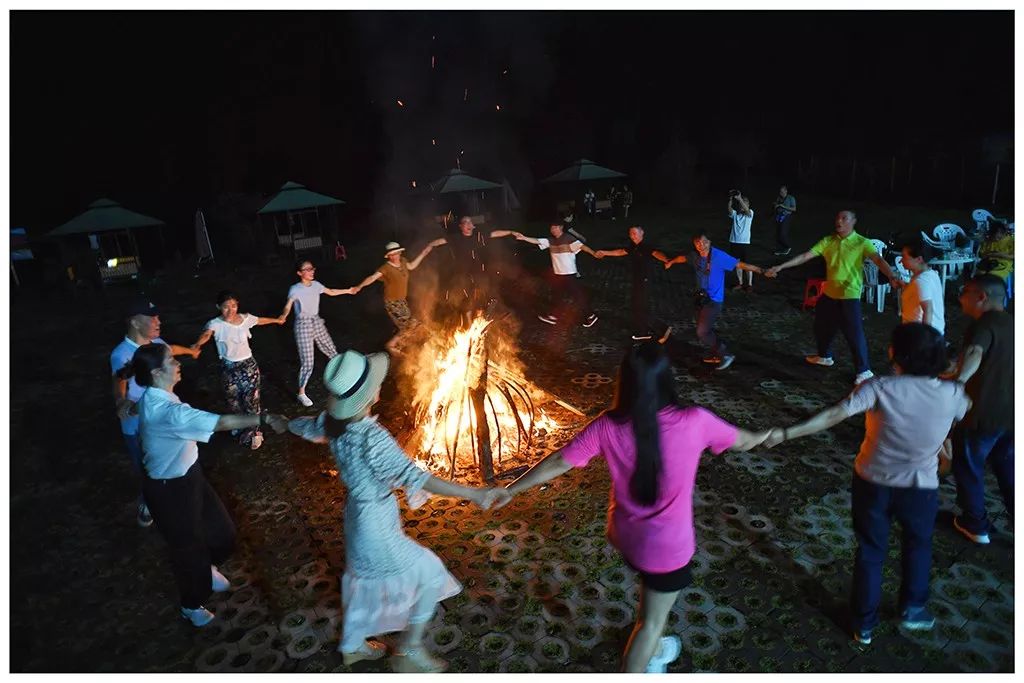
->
[390, 648, 447, 673]
[341, 640, 387, 666]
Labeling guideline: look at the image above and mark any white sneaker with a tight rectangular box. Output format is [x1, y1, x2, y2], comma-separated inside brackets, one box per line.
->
[805, 355, 835, 367]
[250, 432, 264, 450]
[854, 370, 875, 385]
[211, 565, 231, 592]
[645, 635, 682, 673]
[136, 502, 154, 528]
[296, 393, 314, 407]
[180, 605, 215, 627]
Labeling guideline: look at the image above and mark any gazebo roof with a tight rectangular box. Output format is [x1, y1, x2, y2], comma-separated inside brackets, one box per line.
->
[257, 181, 346, 214]
[48, 198, 166, 236]
[429, 168, 503, 194]
[542, 158, 627, 183]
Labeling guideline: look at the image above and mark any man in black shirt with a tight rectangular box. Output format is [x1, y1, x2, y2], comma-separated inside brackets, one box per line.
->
[948, 275, 1014, 545]
[596, 226, 672, 340]
[434, 216, 499, 315]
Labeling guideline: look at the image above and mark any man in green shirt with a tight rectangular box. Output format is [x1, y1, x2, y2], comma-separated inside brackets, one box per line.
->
[766, 210, 902, 384]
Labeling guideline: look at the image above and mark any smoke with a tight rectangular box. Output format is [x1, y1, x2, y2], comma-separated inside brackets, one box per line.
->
[349, 12, 564, 221]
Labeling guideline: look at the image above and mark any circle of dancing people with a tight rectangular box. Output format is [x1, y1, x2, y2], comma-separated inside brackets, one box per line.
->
[109, 202, 1012, 672]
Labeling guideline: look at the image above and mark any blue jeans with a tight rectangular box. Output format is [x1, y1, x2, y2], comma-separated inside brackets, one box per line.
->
[850, 472, 937, 632]
[123, 433, 147, 506]
[695, 301, 726, 357]
[814, 295, 870, 373]
[952, 427, 1014, 535]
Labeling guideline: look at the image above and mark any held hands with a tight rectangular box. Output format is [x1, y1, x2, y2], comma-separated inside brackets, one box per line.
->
[594, 250, 606, 259]
[189, 346, 202, 359]
[511, 231, 525, 240]
[264, 414, 290, 435]
[476, 487, 514, 510]
[765, 266, 781, 279]
[764, 427, 787, 448]
[115, 399, 135, 421]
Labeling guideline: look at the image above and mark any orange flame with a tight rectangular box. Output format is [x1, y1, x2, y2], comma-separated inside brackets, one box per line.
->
[409, 315, 558, 472]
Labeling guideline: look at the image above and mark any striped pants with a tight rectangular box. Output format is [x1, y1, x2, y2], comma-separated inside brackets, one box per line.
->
[295, 316, 339, 390]
[221, 356, 261, 447]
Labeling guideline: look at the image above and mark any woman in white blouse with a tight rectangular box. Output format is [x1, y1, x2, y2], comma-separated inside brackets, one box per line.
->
[122, 343, 289, 627]
[288, 349, 507, 672]
[191, 290, 284, 449]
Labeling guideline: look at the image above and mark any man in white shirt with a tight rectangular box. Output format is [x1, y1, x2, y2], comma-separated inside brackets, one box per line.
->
[494, 220, 601, 327]
[900, 241, 945, 335]
[110, 297, 198, 527]
[728, 191, 755, 291]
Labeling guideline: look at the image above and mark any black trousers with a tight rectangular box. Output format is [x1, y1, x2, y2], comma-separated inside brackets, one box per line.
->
[143, 462, 236, 609]
[776, 214, 792, 250]
[546, 272, 594, 318]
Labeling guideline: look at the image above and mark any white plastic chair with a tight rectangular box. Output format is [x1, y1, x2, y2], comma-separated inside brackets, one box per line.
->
[972, 209, 994, 234]
[862, 239, 890, 313]
[933, 223, 966, 245]
[933, 224, 970, 276]
[893, 256, 913, 317]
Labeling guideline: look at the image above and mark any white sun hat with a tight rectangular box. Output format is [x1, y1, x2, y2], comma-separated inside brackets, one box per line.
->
[384, 241, 405, 257]
[323, 350, 390, 419]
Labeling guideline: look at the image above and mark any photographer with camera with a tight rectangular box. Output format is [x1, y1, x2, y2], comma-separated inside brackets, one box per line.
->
[727, 190, 755, 291]
[772, 185, 797, 255]
[665, 230, 771, 370]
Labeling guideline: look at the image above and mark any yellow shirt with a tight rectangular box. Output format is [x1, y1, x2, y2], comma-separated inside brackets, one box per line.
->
[809, 231, 877, 300]
[979, 234, 1014, 280]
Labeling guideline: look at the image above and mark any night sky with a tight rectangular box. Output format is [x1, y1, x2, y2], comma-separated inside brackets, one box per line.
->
[11, 10, 1014, 237]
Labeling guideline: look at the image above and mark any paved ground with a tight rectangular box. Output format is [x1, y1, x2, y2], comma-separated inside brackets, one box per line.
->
[10, 202, 1013, 672]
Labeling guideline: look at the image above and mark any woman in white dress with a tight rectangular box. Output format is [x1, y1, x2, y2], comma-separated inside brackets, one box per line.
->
[288, 349, 505, 673]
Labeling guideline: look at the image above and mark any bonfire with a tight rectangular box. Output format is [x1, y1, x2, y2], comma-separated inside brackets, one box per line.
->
[406, 313, 571, 482]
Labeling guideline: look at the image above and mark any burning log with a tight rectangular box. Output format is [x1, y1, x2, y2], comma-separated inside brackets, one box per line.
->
[411, 314, 562, 483]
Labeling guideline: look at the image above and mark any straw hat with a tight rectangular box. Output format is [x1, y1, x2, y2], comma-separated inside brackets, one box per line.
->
[384, 241, 405, 257]
[323, 350, 390, 419]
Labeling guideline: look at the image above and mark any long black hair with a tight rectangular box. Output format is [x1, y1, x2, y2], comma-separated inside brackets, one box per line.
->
[607, 342, 681, 506]
[116, 343, 168, 386]
[890, 323, 948, 376]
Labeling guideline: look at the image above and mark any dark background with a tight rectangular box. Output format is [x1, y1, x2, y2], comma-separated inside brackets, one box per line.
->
[11, 10, 1015, 254]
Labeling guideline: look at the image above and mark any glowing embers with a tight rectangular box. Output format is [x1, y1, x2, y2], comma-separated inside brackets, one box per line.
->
[410, 315, 558, 480]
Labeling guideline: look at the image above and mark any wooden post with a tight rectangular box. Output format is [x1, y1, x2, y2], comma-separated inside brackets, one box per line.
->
[991, 163, 1001, 206]
[472, 346, 494, 484]
[890, 156, 896, 194]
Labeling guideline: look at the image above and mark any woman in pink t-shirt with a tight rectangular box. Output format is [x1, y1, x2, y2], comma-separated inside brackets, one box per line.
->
[500, 342, 769, 673]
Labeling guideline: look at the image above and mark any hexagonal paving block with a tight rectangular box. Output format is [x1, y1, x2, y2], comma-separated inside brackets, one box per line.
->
[533, 636, 571, 667]
[498, 654, 538, 673]
[597, 601, 635, 629]
[429, 624, 464, 654]
[598, 566, 634, 590]
[679, 586, 715, 613]
[707, 605, 747, 634]
[459, 606, 496, 636]
[279, 609, 316, 635]
[284, 629, 323, 660]
[477, 631, 515, 661]
[680, 625, 722, 657]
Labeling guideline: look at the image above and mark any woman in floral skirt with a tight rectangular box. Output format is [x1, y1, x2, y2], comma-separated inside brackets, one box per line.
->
[191, 290, 283, 449]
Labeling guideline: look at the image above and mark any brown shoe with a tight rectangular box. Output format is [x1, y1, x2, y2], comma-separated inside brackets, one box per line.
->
[390, 648, 448, 673]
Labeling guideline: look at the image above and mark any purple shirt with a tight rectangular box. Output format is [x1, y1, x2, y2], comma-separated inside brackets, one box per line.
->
[560, 406, 738, 573]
